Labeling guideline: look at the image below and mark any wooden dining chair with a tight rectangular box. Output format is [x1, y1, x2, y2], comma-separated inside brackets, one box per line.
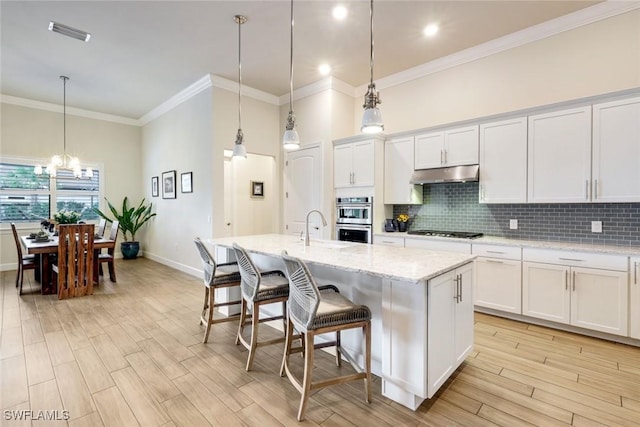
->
[279, 251, 372, 421]
[98, 220, 119, 282]
[11, 223, 37, 295]
[52, 224, 95, 299]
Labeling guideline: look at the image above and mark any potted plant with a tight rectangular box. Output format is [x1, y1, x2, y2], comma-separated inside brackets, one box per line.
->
[94, 197, 157, 259]
[396, 213, 410, 232]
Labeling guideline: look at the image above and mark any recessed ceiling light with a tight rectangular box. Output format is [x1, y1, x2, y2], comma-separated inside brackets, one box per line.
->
[48, 21, 91, 42]
[332, 5, 348, 21]
[423, 23, 439, 37]
[318, 64, 331, 75]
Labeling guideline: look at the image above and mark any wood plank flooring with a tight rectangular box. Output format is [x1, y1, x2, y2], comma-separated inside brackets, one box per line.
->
[1, 258, 640, 426]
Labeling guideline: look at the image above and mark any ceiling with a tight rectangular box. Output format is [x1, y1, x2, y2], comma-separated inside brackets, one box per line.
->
[1, 1, 601, 120]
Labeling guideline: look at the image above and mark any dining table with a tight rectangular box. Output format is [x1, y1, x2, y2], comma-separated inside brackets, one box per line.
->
[20, 234, 116, 295]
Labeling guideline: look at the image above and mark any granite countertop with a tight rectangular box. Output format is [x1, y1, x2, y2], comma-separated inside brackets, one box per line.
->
[375, 232, 640, 256]
[209, 234, 475, 284]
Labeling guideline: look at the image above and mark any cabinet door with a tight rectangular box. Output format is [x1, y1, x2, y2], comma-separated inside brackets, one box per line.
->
[415, 132, 444, 169]
[474, 257, 522, 314]
[445, 125, 479, 166]
[593, 97, 640, 202]
[631, 258, 640, 339]
[479, 118, 527, 203]
[522, 262, 570, 324]
[334, 144, 353, 188]
[527, 106, 591, 203]
[384, 137, 422, 204]
[427, 270, 455, 397]
[571, 267, 628, 336]
[454, 263, 474, 366]
[352, 140, 375, 186]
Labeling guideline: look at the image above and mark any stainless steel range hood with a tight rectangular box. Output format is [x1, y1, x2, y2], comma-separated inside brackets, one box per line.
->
[410, 165, 479, 184]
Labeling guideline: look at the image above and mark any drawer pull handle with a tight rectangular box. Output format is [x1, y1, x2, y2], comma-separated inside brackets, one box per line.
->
[558, 257, 584, 262]
[635, 261, 638, 285]
[485, 259, 504, 264]
[486, 250, 506, 254]
[565, 270, 568, 290]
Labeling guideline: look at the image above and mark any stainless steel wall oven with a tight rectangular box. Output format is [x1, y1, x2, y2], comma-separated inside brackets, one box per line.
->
[335, 196, 373, 244]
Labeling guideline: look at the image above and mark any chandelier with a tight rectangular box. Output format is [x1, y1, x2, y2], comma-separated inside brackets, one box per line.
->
[34, 76, 93, 179]
[361, 0, 384, 134]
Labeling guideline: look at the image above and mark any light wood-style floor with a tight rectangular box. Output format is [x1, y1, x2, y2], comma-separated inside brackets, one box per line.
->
[1, 258, 640, 426]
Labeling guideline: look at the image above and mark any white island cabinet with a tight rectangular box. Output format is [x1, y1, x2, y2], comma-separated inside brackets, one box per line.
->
[631, 257, 640, 340]
[209, 234, 475, 411]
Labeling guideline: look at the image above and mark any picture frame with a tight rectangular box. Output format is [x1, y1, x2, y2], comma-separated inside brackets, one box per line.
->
[151, 176, 159, 197]
[251, 181, 264, 198]
[162, 170, 177, 199]
[181, 172, 193, 193]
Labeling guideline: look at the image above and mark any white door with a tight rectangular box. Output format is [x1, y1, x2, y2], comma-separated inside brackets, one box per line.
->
[527, 106, 592, 203]
[427, 270, 455, 397]
[522, 262, 570, 324]
[454, 263, 474, 366]
[352, 140, 375, 186]
[384, 137, 421, 204]
[415, 131, 444, 169]
[571, 267, 628, 336]
[474, 257, 522, 314]
[631, 258, 640, 339]
[333, 144, 353, 187]
[285, 144, 323, 239]
[445, 125, 479, 166]
[223, 158, 233, 237]
[479, 117, 527, 203]
[592, 96, 640, 202]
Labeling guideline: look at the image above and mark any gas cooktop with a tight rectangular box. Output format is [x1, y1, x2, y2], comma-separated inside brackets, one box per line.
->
[407, 229, 483, 239]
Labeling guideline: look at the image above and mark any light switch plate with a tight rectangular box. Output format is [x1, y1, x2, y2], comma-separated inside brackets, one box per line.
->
[591, 221, 603, 233]
[509, 219, 518, 230]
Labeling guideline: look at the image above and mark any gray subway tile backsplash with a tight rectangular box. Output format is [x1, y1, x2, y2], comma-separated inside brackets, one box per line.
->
[392, 182, 640, 247]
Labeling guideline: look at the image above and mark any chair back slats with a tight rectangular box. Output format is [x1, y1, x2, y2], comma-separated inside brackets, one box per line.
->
[280, 251, 321, 331]
[108, 220, 119, 241]
[96, 218, 107, 237]
[194, 237, 217, 287]
[10, 223, 24, 262]
[57, 224, 94, 299]
[232, 243, 261, 302]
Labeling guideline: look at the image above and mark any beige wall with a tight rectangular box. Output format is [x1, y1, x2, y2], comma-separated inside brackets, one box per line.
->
[0, 102, 141, 269]
[356, 9, 640, 134]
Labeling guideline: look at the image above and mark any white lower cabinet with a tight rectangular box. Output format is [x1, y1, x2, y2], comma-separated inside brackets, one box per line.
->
[427, 263, 473, 397]
[475, 258, 522, 314]
[523, 252, 628, 336]
[630, 257, 640, 339]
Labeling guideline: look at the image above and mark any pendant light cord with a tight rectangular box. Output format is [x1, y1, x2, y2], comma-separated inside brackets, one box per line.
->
[61, 75, 68, 155]
[369, 0, 374, 86]
[237, 18, 242, 130]
[289, 0, 294, 111]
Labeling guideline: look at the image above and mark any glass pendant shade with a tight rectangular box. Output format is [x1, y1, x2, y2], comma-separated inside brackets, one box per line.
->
[232, 129, 247, 159]
[361, 107, 384, 134]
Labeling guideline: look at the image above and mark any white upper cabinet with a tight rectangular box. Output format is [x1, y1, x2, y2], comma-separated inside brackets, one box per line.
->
[384, 137, 422, 204]
[527, 106, 592, 203]
[479, 117, 527, 203]
[415, 125, 478, 169]
[592, 96, 640, 202]
[334, 140, 375, 188]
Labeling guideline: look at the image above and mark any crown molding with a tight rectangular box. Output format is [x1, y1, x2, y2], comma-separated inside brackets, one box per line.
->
[278, 76, 357, 106]
[356, 1, 640, 95]
[0, 94, 139, 126]
[139, 74, 213, 125]
[210, 75, 280, 106]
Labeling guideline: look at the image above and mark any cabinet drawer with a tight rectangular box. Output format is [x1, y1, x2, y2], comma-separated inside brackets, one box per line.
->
[405, 238, 471, 254]
[522, 248, 627, 271]
[375, 235, 405, 247]
[472, 244, 521, 260]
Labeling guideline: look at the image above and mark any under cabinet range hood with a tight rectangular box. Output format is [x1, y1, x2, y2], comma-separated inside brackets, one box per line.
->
[410, 165, 479, 184]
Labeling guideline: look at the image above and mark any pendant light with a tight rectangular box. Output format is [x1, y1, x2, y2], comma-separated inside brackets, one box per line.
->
[232, 15, 248, 159]
[34, 76, 93, 179]
[361, 0, 383, 134]
[282, 0, 300, 151]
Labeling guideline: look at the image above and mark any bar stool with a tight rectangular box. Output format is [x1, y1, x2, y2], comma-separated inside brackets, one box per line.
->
[279, 251, 372, 421]
[232, 243, 289, 372]
[194, 238, 242, 343]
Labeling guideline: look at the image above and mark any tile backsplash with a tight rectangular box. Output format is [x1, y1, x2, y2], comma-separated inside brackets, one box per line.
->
[393, 182, 640, 247]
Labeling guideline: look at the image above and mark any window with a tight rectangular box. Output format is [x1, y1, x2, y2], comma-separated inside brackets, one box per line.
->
[0, 160, 101, 224]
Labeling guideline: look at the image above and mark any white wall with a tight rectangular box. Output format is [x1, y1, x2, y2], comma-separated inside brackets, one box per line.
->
[0, 102, 141, 269]
[354, 9, 640, 134]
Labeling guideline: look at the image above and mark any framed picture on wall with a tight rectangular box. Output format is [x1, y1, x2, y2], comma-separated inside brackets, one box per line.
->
[251, 181, 264, 198]
[151, 176, 159, 197]
[162, 170, 177, 199]
[181, 172, 193, 193]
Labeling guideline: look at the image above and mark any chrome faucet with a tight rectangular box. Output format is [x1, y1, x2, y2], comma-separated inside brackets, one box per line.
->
[305, 209, 327, 246]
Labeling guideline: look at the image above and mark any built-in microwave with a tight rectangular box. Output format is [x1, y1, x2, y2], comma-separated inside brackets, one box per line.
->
[335, 196, 373, 225]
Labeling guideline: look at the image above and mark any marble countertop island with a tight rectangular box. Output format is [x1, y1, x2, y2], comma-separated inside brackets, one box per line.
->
[209, 233, 475, 284]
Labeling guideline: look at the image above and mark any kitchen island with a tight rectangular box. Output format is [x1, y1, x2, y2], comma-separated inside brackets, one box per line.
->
[209, 234, 476, 410]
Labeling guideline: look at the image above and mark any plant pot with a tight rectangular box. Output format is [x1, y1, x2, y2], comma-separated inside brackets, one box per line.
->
[398, 222, 407, 232]
[121, 241, 140, 259]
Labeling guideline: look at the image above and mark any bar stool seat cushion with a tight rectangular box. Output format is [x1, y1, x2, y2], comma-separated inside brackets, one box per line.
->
[213, 262, 241, 285]
[254, 272, 289, 302]
[311, 291, 371, 330]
